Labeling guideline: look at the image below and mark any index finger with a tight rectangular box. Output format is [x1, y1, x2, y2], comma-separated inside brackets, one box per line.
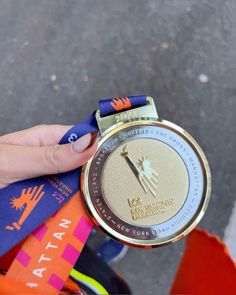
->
[0, 124, 73, 146]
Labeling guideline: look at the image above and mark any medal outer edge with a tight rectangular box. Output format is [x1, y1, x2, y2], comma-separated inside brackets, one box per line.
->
[81, 118, 211, 248]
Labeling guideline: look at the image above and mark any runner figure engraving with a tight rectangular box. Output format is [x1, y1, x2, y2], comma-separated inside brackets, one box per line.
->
[5, 185, 45, 231]
[120, 144, 159, 197]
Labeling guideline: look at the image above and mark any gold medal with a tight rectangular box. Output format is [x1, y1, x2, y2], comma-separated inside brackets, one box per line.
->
[81, 97, 211, 247]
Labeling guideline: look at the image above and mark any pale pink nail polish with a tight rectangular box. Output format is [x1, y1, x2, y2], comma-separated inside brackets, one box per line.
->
[72, 133, 92, 153]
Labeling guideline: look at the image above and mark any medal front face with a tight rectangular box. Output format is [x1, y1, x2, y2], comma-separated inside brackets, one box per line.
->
[81, 119, 211, 247]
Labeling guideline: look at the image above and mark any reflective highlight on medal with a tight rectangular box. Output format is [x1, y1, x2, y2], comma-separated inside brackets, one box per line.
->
[82, 120, 211, 247]
[102, 137, 189, 227]
[121, 144, 159, 198]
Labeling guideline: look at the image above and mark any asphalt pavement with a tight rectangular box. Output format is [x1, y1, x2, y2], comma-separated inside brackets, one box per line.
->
[0, 1, 236, 294]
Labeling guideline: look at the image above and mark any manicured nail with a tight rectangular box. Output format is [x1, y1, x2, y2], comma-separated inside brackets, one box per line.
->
[72, 133, 92, 153]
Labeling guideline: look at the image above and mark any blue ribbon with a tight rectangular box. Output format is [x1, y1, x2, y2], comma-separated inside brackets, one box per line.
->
[99, 95, 147, 117]
[0, 112, 98, 256]
[0, 96, 147, 256]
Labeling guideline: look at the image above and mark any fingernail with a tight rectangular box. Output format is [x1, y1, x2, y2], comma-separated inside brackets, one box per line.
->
[72, 133, 93, 153]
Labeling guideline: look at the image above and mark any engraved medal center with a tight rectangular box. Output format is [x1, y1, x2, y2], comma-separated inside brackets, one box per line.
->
[101, 138, 189, 226]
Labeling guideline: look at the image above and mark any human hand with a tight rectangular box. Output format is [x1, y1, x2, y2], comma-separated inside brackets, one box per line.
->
[0, 124, 98, 189]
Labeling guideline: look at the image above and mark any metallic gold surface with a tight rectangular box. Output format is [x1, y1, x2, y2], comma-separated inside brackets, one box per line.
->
[101, 138, 189, 226]
[120, 144, 159, 197]
[81, 118, 211, 248]
[95, 96, 158, 134]
[82, 94, 211, 247]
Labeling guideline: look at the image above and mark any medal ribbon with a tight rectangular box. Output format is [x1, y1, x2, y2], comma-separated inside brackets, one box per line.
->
[1, 96, 147, 293]
[0, 112, 98, 257]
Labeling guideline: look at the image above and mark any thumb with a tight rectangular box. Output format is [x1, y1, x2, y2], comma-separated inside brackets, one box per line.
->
[0, 132, 98, 188]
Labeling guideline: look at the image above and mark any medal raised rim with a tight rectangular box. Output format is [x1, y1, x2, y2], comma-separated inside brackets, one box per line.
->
[81, 118, 211, 247]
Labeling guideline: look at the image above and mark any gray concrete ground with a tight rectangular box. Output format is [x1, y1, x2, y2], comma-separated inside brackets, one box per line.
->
[0, 1, 236, 294]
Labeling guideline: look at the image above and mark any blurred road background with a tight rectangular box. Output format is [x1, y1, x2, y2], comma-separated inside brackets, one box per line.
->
[0, 1, 236, 294]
